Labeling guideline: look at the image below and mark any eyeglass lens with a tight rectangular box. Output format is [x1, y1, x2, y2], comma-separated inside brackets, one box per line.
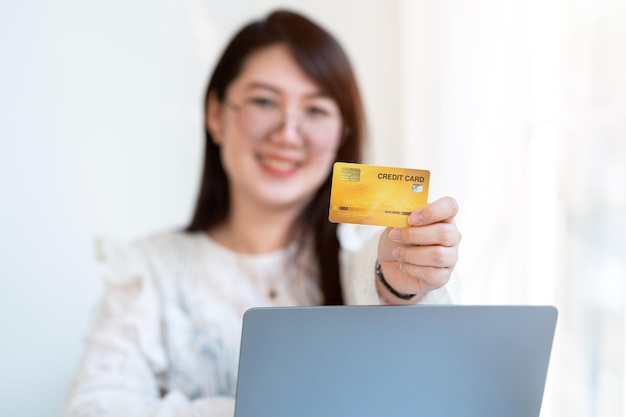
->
[233, 99, 342, 151]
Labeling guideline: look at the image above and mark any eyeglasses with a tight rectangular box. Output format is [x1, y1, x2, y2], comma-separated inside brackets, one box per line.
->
[225, 97, 344, 152]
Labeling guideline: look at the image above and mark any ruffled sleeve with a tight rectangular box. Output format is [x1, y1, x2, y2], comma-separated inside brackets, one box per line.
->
[63, 238, 235, 417]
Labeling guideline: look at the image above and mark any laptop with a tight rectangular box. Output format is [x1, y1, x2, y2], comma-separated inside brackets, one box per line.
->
[234, 305, 557, 417]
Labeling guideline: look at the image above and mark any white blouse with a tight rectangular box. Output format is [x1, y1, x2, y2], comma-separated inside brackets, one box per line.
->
[64, 225, 454, 417]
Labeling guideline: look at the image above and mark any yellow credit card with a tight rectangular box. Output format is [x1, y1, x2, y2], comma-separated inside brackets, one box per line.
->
[328, 162, 430, 228]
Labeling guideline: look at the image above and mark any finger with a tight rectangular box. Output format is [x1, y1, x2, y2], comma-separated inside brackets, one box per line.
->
[389, 221, 461, 247]
[392, 244, 459, 269]
[408, 196, 459, 226]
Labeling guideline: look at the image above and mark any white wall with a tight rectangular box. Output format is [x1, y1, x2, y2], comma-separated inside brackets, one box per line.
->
[0, 1, 401, 415]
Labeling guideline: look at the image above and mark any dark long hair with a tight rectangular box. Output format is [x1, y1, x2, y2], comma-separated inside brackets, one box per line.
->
[187, 10, 366, 305]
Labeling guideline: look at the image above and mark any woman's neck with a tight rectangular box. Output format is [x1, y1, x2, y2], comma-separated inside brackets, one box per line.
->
[208, 199, 304, 255]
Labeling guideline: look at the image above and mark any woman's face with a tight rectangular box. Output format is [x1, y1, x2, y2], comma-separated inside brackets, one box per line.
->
[208, 43, 343, 213]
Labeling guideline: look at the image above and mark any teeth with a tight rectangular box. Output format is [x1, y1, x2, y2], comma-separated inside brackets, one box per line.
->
[261, 157, 297, 171]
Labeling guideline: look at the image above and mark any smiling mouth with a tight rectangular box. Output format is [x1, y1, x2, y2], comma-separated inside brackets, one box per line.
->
[258, 155, 301, 172]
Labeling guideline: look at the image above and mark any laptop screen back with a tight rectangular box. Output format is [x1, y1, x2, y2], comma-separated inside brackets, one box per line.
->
[234, 305, 557, 417]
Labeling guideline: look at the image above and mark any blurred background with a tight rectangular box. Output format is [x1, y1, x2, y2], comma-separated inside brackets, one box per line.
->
[0, 1, 624, 416]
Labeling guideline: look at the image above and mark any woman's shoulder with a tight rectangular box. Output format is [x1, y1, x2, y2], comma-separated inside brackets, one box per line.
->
[95, 230, 211, 277]
[96, 229, 197, 257]
[133, 229, 207, 254]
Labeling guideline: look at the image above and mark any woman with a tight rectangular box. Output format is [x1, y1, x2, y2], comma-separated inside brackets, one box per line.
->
[64, 9, 461, 417]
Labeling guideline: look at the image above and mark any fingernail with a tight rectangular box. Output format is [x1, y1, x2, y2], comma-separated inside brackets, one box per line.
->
[389, 228, 401, 241]
[392, 248, 401, 260]
[408, 212, 422, 225]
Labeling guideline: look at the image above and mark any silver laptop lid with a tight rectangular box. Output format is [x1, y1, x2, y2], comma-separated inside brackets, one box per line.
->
[234, 305, 557, 417]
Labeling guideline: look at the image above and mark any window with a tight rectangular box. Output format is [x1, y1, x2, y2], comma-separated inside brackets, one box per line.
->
[400, 1, 626, 415]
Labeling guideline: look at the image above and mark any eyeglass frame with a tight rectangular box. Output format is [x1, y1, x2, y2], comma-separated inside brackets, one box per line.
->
[222, 98, 349, 152]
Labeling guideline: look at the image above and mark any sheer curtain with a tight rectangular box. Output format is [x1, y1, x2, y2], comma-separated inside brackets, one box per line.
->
[399, 0, 626, 416]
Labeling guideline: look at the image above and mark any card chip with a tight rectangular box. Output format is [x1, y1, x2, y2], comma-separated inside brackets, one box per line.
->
[412, 184, 424, 193]
[340, 167, 360, 182]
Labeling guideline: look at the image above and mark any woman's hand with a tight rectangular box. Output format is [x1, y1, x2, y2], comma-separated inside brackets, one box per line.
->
[376, 196, 461, 305]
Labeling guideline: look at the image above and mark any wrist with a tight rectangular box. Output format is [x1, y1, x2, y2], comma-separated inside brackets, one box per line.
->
[375, 260, 417, 301]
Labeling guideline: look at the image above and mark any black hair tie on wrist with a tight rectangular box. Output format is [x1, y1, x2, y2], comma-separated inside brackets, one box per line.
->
[375, 260, 416, 301]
